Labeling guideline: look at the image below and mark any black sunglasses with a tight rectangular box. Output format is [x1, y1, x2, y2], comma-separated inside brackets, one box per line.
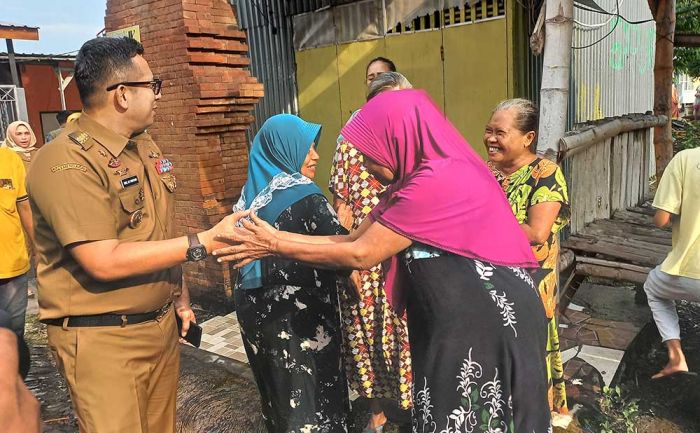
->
[106, 78, 162, 95]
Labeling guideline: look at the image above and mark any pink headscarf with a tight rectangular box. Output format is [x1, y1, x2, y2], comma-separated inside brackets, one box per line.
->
[341, 89, 537, 311]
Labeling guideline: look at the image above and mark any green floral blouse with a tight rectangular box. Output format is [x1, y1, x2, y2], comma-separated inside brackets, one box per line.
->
[490, 157, 570, 318]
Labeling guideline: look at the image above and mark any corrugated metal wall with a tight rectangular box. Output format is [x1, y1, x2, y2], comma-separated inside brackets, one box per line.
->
[232, 0, 299, 135]
[571, 0, 655, 125]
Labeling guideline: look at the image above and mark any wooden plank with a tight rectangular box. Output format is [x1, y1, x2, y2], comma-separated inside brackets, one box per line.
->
[610, 134, 623, 213]
[563, 235, 666, 267]
[638, 130, 648, 203]
[582, 146, 596, 228]
[628, 132, 636, 205]
[575, 255, 654, 273]
[569, 154, 578, 234]
[619, 133, 629, 212]
[626, 132, 636, 209]
[594, 138, 611, 220]
[570, 150, 583, 234]
[643, 129, 653, 198]
[575, 232, 669, 257]
[627, 205, 656, 217]
[612, 209, 664, 227]
[0, 27, 39, 41]
[630, 131, 643, 208]
[591, 220, 671, 241]
[579, 225, 672, 247]
[559, 248, 576, 272]
[576, 262, 649, 284]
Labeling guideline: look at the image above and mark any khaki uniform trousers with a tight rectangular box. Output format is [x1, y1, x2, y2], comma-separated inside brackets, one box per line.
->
[47, 307, 179, 433]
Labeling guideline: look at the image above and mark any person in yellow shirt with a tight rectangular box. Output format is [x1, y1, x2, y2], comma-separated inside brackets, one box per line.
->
[644, 147, 700, 379]
[0, 146, 36, 337]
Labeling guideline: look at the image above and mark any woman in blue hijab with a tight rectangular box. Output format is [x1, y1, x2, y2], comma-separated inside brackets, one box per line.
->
[232, 114, 350, 432]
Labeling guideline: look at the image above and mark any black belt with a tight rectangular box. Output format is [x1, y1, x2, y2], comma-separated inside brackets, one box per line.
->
[42, 303, 171, 328]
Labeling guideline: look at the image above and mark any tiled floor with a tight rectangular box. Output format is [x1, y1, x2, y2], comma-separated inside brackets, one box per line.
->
[199, 312, 249, 364]
[559, 294, 647, 406]
[197, 283, 648, 411]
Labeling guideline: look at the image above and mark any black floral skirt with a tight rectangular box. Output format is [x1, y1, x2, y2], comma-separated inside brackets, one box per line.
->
[404, 255, 551, 433]
[234, 284, 349, 433]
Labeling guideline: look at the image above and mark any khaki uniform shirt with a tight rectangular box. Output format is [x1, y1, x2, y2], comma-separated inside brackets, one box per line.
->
[27, 113, 181, 319]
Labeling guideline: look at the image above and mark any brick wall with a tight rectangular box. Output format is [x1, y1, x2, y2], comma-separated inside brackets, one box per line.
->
[105, 0, 262, 299]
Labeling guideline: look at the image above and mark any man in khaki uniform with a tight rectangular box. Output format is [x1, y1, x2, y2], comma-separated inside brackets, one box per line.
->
[27, 37, 233, 433]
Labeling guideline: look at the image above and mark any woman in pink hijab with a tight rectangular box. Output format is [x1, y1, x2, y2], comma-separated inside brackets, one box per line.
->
[216, 90, 551, 432]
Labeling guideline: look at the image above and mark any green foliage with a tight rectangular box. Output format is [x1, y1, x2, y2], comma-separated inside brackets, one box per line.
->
[675, 0, 700, 78]
[673, 120, 700, 152]
[596, 385, 640, 433]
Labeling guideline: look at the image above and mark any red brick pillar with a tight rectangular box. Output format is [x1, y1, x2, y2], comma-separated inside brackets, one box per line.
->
[105, 0, 262, 298]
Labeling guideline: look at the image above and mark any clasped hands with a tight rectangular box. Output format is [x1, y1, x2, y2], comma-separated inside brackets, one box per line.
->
[209, 210, 278, 268]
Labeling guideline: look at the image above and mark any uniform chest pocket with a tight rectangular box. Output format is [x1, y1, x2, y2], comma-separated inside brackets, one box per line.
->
[118, 187, 145, 212]
[117, 187, 145, 230]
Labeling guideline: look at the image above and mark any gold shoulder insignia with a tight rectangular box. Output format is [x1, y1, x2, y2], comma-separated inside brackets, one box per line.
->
[68, 131, 93, 150]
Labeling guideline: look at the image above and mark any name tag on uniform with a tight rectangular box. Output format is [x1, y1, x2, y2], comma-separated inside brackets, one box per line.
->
[121, 175, 139, 189]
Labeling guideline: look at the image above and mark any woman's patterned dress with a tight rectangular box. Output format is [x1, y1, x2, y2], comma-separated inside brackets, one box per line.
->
[329, 139, 413, 409]
[490, 158, 571, 414]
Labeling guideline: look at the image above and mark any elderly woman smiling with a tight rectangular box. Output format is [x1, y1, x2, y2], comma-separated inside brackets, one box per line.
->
[216, 90, 552, 432]
[485, 98, 571, 415]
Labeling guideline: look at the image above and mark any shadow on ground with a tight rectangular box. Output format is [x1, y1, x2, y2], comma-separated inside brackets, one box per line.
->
[26, 311, 410, 433]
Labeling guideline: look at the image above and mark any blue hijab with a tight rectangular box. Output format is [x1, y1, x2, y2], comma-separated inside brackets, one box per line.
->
[234, 114, 323, 289]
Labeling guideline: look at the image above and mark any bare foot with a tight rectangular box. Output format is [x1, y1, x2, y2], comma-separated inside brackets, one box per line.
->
[651, 363, 690, 379]
[652, 339, 692, 380]
[366, 412, 387, 431]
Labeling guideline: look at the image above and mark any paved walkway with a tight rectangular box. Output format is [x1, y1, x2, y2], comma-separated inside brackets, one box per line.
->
[558, 281, 651, 412]
[199, 312, 249, 364]
[197, 282, 648, 395]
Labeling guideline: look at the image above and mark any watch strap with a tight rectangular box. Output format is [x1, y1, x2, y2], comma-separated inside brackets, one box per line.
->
[188, 233, 203, 249]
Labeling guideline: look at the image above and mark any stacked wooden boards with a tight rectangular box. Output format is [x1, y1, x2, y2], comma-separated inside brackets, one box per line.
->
[563, 205, 671, 284]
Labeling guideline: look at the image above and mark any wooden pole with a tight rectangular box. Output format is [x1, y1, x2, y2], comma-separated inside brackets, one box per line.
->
[675, 33, 700, 47]
[649, 0, 676, 180]
[537, 0, 574, 161]
[558, 114, 668, 160]
[5, 39, 20, 88]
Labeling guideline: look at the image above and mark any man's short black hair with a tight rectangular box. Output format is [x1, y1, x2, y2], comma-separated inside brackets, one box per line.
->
[366, 57, 397, 74]
[56, 110, 71, 125]
[75, 37, 144, 108]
